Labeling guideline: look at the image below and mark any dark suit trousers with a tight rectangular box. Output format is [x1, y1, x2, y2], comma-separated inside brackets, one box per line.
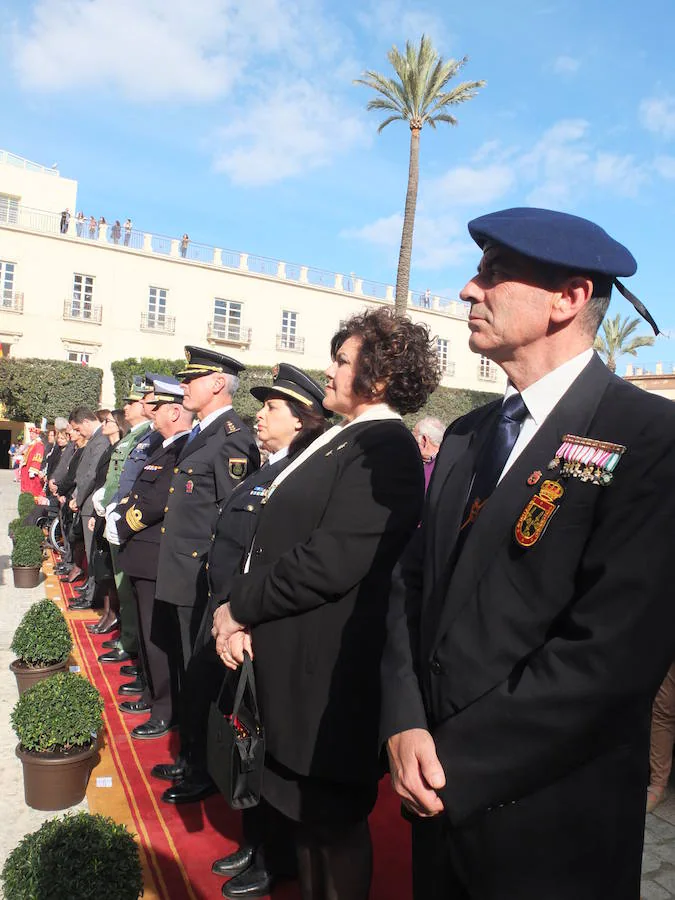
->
[131, 578, 172, 722]
[411, 739, 647, 900]
[158, 595, 208, 739]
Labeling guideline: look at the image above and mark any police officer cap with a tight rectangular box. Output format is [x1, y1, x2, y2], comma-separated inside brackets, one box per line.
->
[467, 207, 659, 335]
[122, 386, 145, 403]
[149, 378, 185, 405]
[176, 346, 246, 381]
[250, 363, 331, 417]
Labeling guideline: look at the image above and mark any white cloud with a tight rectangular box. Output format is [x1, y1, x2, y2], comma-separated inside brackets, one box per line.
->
[551, 55, 581, 76]
[356, 1, 449, 48]
[640, 96, 675, 139]
[212, 81, 368, 185]
[653, 155, 675, 179]
[592, 153, 648, 197]
[424, 164, 516, 207]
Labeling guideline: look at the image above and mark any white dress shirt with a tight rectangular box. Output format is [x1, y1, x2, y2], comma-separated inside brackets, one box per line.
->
[499, 348, 594, 482]
[197, 405, 232, 432]
[163, 429, 191, 449]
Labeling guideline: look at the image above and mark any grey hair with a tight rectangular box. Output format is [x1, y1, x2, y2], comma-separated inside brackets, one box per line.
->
[415, 416, 445, 446]
[223, 374, 240, 396]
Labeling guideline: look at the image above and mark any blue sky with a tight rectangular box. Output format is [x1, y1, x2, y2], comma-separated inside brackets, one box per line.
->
[3, 0, 675, 371]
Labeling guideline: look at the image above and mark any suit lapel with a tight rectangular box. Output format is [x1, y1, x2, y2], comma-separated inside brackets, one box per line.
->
[177, 417, 221, 462]
[432, 354, 613, 649]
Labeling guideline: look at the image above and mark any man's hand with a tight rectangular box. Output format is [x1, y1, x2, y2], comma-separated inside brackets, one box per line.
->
[218, 630, 253, 670]
[87, 517, 95, 532]
[48, 479, 57, 495]
[69, 499, 78, 512]
[387, 728, 446, 817]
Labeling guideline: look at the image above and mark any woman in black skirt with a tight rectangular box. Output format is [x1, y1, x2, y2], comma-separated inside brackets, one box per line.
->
[213, 308, 439, 900]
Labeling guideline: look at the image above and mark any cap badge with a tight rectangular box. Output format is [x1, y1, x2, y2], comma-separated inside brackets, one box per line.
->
[547, 434, 626, 486]
[515, 479, 565, 548]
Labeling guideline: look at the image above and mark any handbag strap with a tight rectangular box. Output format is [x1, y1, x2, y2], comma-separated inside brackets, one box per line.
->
[214, 651, 261, 724]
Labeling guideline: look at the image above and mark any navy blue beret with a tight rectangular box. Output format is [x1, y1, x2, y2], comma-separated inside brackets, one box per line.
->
[467, 207, 637, 277]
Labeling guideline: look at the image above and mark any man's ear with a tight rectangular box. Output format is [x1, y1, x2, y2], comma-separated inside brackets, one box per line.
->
[550, 276, 594, 325]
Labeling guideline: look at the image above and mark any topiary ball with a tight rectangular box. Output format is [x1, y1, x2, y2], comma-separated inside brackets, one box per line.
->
[11, 599, 73, 667]
[17, 492, 37, 519]
[11, 525, 44, 568]
[1, 812, 143, 900]
[11, 672, 104, 752]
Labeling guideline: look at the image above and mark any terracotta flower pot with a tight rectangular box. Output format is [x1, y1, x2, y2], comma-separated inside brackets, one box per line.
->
[12, 565, 41, 588]
[9, 659, 69, 696]
[16, 742, 98, 810]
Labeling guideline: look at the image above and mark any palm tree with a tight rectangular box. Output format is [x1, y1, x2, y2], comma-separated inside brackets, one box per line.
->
[355, 35, 485, 315]
[594, 313, 655, 374]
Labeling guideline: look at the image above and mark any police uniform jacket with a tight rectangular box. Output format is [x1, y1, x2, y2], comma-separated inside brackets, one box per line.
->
[380, 354, 675, 895]
[227, 418, 424, 786]
[115, 435, 189, 580]
[156, 408, 259, 607]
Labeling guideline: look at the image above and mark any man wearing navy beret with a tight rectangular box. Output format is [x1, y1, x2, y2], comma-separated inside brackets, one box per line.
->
[381, 207, 675, 898]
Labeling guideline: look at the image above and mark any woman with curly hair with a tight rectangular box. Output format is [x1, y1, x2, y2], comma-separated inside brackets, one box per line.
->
[212, 307, 440, 900]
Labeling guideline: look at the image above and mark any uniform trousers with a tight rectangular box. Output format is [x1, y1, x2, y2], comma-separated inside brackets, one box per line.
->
[650, 662, 675, 788]
[130, 577, 173, 722]
[110, 545, 139, 655]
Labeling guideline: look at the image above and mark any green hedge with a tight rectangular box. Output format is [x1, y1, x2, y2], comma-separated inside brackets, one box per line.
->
[111, 357, 184, 408]
[1, 813, 143, 900]
[0, 358, 103, 422]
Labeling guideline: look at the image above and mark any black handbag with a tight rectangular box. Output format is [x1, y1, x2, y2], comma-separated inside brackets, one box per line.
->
[67, 511, 83, 543]
[207, 651, 265, 809]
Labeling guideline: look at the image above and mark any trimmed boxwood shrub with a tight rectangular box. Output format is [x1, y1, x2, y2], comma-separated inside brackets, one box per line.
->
[18, 492, 36, 519]
[11, 600, 72, 667]
[11, 672, 104, 752]
[11, 525, 44, 568]
[1, 812, 143, 900]
[8, 517, 25, 540]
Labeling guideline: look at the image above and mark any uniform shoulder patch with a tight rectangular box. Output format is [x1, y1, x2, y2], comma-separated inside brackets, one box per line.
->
[224, 419, 240, 435]
[229, 458, 247, 479]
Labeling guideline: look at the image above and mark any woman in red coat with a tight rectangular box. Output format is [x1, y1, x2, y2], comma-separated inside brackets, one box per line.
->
[20, 426, 45, 497]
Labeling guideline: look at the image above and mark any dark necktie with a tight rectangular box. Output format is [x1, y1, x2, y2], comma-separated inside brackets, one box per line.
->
[186, 424, 200, 445]
[460, 392, 528, 535]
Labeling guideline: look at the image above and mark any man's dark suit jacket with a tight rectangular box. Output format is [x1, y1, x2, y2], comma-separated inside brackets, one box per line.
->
[74, 426, 110, 516]
[115, 435, 189, 580]
[381, 353, 675, 898]
[155, 408, 259, 608]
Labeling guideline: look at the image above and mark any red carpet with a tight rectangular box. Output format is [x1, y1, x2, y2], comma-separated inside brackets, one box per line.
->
[63, 600, 412, 899]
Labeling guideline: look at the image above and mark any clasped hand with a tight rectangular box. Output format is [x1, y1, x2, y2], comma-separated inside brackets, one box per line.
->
[387, 728, 446, 817]
[211, 602, 253, 670]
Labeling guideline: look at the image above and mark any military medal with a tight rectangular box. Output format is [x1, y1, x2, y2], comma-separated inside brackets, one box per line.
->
[527, 470, 542, 486]
[548, 434, 626, 485]
[185, 479, 194, 494]
[515, 480, 565, 548]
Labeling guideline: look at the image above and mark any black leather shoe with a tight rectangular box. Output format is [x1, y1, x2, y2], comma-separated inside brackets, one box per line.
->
[119, 699, 152, 714]
[131, 718, 173, 740]
[69, 597, 94, 610]
[119, 664, 140, 676]
[90, 617, 119, 635]
[162, 777, 217, 804]
[222, 865, 274, 898]
[151, 761, 187, 781]
[101, 639, 121, 649]
[54, 564, 72, 574]
[212, 846, 255, 877]
[98, 649, 134, 663]
[118, 678, 145, 695]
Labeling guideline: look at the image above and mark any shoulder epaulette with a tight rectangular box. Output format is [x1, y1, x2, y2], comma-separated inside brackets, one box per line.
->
[224, 418, 240, 435]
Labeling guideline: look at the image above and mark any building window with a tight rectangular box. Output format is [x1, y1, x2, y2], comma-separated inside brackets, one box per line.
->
[478, 355, 497, 381]
[213, 298, 242, 340]
[0, 194, 19, 224]
[0, 260, 15, 304]
[67, 351, 90, 365]
[71, 274, 94, 318]
[280, 310, 298, 349]
[148, 286, 167, 327]
[437, 338, 449, 371]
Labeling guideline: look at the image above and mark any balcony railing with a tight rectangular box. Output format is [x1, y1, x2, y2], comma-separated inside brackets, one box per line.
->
[140, 312, 176, 334]
[207, 322, 252, 346]
[2, 203, 472, 318]
[477, 365, 498, 382]
[276, 334, 305, 353]
[440, 361, 456, 377]
[0, 291, 24, 313]
[63, 299, 103, 324]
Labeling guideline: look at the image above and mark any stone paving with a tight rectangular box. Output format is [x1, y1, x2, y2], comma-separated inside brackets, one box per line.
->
[0, 468, 675, 896]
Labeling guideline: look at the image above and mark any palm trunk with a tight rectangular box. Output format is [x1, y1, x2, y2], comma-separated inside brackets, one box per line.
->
[394, 127, 420, 315]
[607, 354, 616, 374]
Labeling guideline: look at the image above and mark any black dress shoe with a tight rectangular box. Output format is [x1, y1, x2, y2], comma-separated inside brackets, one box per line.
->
[119, 664, 140, 676]
[69, 598, 94, 610]
[60, 569, 84, 583]
[91, 617, 119, 635]
[119, 699, 152, 714]
[222, 865, 274, 899]
[131, 718, 173, 740]
[162, 777, 217, 804]
[101, 639, 121, 649]
[118, 678, 145, 695]
[212, 846, 255, 877]
[54, 564, 72, 574]
[98, 649, 134, 663]
[151, 761, 187, 781]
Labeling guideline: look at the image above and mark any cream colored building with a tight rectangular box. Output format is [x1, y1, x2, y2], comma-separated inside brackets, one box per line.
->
[624, 362, 675, 401]
[0, 149, 505, 406]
